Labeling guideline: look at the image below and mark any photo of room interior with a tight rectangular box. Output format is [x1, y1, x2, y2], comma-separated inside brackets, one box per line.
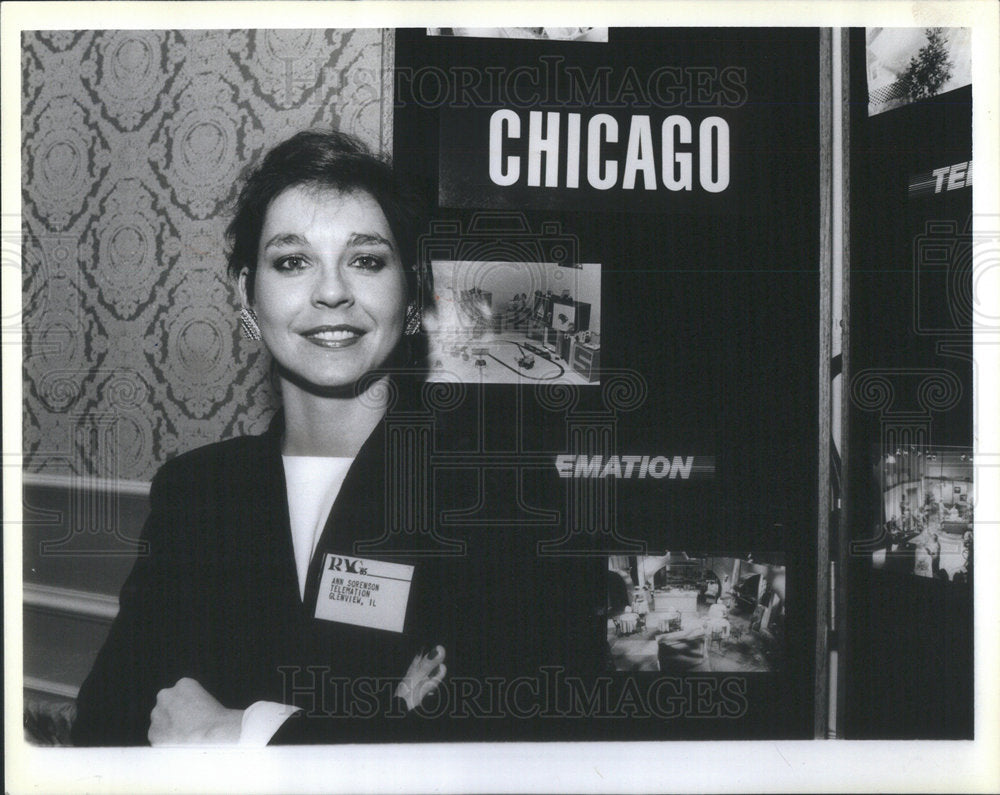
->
[872, 446, 974, 582]
[424, 260, 601, 384]
[606, 552, 786, 673]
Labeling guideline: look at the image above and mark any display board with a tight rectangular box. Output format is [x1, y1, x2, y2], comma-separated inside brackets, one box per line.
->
[394, 27, 820, 740]
[843, 28, 973, 739]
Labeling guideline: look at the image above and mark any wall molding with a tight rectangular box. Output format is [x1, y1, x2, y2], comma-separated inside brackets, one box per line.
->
[22, 471, 151, 497]
[24, 675, 80, 701]
[24, 582, 119, 622]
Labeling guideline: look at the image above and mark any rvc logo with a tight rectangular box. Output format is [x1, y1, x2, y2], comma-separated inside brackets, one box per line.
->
[327, 556, 368, 575]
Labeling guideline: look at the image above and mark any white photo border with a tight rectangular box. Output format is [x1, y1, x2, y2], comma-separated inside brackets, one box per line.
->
[3, 2, 999, 793]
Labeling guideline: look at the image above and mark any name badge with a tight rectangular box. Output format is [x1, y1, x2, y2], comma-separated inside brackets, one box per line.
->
[314, 554, 414, 633]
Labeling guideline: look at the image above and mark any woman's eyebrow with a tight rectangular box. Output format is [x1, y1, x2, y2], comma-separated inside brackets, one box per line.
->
[347, 232, 394, 249]
[262, 232, 309, 250]
[261, 231, 395, 250]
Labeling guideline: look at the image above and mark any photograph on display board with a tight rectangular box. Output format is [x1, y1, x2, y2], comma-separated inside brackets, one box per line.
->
[427, 27, 608, 43]
[865, 27, 972, 116]
[606, 553, 786, 674]
[869, 446, 973, 583]
[425, 259, 601, 384]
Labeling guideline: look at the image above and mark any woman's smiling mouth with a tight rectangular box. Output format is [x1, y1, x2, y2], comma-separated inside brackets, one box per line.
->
[301, 325, 365, 348]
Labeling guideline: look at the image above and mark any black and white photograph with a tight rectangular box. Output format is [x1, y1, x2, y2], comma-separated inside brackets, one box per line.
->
[865, 27, 972, 116]
[425, 258, 601, 384]
[871, 446, 974, 582]
[427, 27, 608, 43]
[606, 553, 786, 674]
[4, 2, 999, 794]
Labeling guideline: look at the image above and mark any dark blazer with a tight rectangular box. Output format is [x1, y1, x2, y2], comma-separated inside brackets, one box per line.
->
[72, 385, 606, 745]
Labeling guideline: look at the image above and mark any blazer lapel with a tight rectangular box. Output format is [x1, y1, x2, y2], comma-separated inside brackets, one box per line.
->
[257, 414, 303, 609]
[301, 419, 388, 611]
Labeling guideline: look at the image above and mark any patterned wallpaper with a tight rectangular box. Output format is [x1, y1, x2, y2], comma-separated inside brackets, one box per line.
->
[22, 29, 394, 480]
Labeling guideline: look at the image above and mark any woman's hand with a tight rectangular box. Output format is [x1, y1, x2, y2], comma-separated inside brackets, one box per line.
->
[148, 677, 243, 745]
[395, 645, 447, 711]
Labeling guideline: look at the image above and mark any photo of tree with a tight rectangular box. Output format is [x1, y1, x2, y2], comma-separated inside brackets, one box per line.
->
[866, 27, 971, 115]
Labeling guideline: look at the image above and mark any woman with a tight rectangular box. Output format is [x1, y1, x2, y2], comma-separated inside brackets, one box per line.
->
[71, 131, 456, 746]
[72, 130, 605, 746]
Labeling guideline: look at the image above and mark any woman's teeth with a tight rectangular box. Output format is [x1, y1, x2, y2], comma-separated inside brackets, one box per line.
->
[308, 329, 359, 341]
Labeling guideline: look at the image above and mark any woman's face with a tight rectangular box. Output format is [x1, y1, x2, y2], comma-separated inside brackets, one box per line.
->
[241, 185, 408, 393]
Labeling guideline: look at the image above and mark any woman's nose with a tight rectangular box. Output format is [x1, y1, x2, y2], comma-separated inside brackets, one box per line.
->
[311, 262, 353, 307]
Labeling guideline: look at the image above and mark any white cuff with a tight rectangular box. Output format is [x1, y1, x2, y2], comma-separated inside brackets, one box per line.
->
[239, 701, 302, 747]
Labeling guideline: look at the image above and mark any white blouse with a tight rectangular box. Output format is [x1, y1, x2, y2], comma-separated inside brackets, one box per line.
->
[240, 455, 354, 746]
[280, 455, 355, 600]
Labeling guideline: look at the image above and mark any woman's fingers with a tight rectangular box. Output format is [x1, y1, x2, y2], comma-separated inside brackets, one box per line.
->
[397, 644, 447, 710]
[420, 661, 446, 690]
[414, 657, 447, 705]
[428, 663, 447, 687]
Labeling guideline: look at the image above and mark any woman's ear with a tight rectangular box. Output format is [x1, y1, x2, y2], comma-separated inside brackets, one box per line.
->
[237, 268, 252, 308]
[237, 268, 262, 342]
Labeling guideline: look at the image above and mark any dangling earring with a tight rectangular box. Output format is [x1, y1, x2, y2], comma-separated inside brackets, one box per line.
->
[239, 306, 261, 340]
[404, 302, 421, 336]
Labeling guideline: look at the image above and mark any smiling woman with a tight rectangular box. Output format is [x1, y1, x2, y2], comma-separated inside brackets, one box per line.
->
[228, 130, 431, 381]
[70, 129, 605, 747]
[242, 186, 409, 398]
[69, 130, 458, 746]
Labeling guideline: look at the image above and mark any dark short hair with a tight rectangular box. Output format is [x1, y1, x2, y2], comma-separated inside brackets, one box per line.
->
[226, 129, 428, 305]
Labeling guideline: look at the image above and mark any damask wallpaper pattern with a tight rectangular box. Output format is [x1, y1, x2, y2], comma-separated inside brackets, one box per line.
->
[22, 29, 394, 480]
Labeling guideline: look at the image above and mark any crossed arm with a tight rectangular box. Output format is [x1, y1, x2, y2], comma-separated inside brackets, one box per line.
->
[147, 646, 447, 746]
[71, 465, 451, 747]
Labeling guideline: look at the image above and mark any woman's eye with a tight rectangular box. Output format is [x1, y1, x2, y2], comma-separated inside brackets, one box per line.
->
[351, 254, 385, 272]
[274, 256, 306, 272]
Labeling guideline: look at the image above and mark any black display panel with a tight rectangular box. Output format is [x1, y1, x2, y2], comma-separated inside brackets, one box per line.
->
[844, 28, 973, 739]
[394, 27, 820, 740]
